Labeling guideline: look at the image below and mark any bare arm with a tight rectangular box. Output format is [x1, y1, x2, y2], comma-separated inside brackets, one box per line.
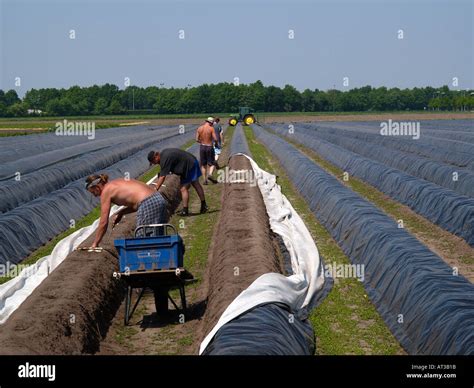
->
[196, 128, 201, 143]
[152, 175, 166, 191]
[92, 191, 112, 247]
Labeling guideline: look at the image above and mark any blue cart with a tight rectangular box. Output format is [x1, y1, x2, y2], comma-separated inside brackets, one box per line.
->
[114, 224, 194, 325]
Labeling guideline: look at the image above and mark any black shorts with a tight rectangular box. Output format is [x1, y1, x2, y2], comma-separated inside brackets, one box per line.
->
[199, 145, 215, 167]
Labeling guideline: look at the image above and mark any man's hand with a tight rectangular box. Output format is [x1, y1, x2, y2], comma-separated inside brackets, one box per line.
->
[153, 175, 166, 192]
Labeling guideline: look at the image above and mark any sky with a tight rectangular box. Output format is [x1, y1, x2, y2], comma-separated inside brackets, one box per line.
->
[0, 0, 473, 96]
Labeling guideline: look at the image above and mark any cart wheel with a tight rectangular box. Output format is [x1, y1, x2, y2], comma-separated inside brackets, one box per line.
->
[153, 288, 169, 314]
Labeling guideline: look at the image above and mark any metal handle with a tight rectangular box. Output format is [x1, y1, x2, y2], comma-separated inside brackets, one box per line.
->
[134, 223, 177, 237]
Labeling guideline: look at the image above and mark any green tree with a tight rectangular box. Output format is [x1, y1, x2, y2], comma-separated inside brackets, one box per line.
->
[6, 102, 27, 117]
[282, 84, 302, 111]
[94, 98, 109, 115]
[107, 98, 124, 114]
[4, 90, 20, 106]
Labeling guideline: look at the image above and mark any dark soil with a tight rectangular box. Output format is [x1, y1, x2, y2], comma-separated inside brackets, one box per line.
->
[197, 155, 284, 344]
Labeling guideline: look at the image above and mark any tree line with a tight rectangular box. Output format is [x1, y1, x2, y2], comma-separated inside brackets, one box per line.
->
[0, 81, 472, 117]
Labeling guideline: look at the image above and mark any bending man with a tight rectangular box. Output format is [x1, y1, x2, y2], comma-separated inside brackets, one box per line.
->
[148, 148, 208, 216]
[85, 174, 168, 246]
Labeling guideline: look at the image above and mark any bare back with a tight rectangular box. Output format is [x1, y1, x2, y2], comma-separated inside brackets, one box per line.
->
[102, 179, 155, 210]
[197, 124, 216, 146]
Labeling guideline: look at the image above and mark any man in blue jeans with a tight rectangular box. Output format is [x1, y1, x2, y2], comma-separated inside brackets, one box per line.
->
[148, 148, 208, 216]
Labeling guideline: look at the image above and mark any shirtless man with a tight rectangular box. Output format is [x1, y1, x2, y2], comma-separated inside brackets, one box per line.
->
[85, 174, 167, 247]
[196, 117, 218, 184]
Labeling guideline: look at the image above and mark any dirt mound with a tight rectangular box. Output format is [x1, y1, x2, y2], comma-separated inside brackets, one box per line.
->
[0, 175, 181, 355]
[197, 155, 284, 344]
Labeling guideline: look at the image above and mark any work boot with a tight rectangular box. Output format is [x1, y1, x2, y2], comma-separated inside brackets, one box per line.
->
[178, 207, 189, 217]
[200, 202, 209, 214]
[208, 177, 218, 184]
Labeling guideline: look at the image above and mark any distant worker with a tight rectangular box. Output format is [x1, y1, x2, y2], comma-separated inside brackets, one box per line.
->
[213, 117, 224, 163]
[213, 117, 224, 148]
[148, 148, 208, 216]
[196, 117, 218, 184]
[85, 174, 168, 246]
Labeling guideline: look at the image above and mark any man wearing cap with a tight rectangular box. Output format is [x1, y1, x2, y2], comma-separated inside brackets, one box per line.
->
[148, 148, 208, 216]
[196, 117, 218, 185]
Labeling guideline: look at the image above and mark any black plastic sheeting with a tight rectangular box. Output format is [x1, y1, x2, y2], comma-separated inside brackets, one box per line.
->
[0, 130, 194, 265]
[419, 119, 474, 132]
[278, 124, 474, 198]
[251, 124, 474, 355]
[0, 124, 173, 164]
[203, 303, 315, 355]
[0, 127, 183, 212]
[204, 125, 332, 355]
[186, 143, 200, 159]
[301, 124, 474, 170]
[270, 125, 474, 247]
[297, 121, 474, 170]
[422, 130, 474, 144]
[229, 124, 251, 156]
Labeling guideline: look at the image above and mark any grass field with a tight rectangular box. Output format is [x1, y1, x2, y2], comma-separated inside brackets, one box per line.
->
[1, 110, 471, 122]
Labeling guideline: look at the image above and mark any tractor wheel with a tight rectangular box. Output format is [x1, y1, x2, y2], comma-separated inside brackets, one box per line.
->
[243, 114, 255, 125]
[229, 118, 238, 126]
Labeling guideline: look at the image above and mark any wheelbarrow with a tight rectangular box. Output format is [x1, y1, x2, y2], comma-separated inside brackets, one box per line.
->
[114, 224, 194, 325]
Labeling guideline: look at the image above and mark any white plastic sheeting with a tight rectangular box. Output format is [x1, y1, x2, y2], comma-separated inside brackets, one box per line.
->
[199, 154, 325, 354]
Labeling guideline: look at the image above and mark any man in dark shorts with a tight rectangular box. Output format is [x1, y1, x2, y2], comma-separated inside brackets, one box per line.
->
[196, 117, 218, 185]
[148, 148, 208, 216]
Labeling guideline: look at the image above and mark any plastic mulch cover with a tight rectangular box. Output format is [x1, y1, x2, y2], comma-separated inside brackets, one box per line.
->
[270, 124, 474, 247]
[252, 124, 474, 355]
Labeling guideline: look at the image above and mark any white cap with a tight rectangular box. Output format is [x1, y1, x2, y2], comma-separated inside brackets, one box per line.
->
[206, 117, 214, 123]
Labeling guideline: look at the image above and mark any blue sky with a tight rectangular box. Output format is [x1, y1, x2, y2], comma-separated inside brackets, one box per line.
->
[1, 0, 472, 95]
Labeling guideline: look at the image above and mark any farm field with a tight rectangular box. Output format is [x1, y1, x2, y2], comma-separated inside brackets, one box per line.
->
[0, 116, 473, 357]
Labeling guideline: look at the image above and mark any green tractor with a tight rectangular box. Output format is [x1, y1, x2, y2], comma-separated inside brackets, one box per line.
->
[228, 107, 256, 126]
